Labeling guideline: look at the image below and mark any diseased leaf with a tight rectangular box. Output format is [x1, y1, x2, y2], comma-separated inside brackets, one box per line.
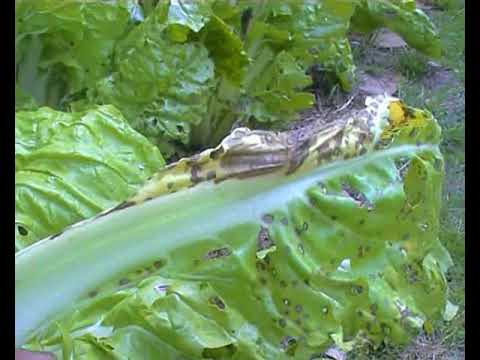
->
[16, 96, 455, 359]
[15, 0, 443, 159]
[14, 1, 456, 359]
[82, 3, 216, 157]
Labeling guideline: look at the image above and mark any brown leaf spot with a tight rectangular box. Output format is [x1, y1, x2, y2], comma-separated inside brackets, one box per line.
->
[154, 284, 169, 294]
[191, 164, 203, 184]
[154, 259, 166, 269]
[209, 296, 226, 310]
[280, 336, 298, 356]
[295, 222, 309, 235]
[206, 170, 216, 180]
[342, 184, 373, 210]
[209, 146, 225, 160]
[351, 284, 364, 295]
[205, 247, 232, 260]
[18, 226, 29, 236]
[298, 243, 305, 255]
[202, 344, 236, 358]
[257, 227, 274, 251]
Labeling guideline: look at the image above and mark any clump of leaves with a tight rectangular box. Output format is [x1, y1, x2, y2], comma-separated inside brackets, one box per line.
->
[16, 0, 442, 159]
[16, 97, 457, 359]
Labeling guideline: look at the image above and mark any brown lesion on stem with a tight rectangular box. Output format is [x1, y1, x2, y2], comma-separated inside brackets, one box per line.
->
[125, 97, 391, 205]
[204, 247, 232, 260]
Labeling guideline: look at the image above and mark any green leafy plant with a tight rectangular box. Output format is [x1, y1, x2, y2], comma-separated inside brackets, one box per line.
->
[16, 96, 456, 358]
[16, 0, 442, 159]
[15, 105, 165, 250]
[15, 2, 457, 358]
[14, 0, 446, 250]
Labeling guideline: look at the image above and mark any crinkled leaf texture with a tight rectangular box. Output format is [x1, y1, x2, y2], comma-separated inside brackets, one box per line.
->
[16, 1, 442, 160]
[89, 2, 218, 157]
[236, 0, 357, 94]
[15, 0, 137, 108]
[15, 105, 165, 251]
[16, 96, 455, 359]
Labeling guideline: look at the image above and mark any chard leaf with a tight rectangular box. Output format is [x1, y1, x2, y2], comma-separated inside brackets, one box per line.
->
[15, 0, 443, 160]
[85, 2, 218, 157]
[167, 0, 211, 34]
[238, 0, 356, 109]
[16, 96, 455, 358]
[199, 14, 248, 85]
[15, 105, 165, 251]
[351, 0, 442, 57]
[83, 1, 249, 156]
[242, 49, 315, 123]
[15, 0, 136, 108]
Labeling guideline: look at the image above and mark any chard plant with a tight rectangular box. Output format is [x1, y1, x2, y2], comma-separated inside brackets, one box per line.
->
[15, 1, 455, 359]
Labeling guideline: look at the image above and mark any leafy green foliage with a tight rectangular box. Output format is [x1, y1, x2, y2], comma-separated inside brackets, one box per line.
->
[14, 2, 456, 355]
[15, 106, 165, 250]
[16, 97, 456, 359]
[15, 0, 443, 159]
[351, 2, 464, 357]
[88, 2, 218, 157]
[15, 0, 137, 108]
